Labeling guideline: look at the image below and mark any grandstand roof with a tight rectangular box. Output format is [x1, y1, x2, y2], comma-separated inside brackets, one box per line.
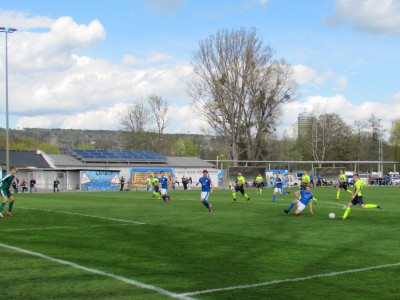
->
[0, 150, 52, 169]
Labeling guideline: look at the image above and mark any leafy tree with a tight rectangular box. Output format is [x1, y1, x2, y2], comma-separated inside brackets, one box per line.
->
[389, 119, 400, 161]
[37, 143, 61, 154]
[188, 28, 296, 165]
[77, 143, 95, 150]
[298, 113, 352, 161]
[11, 136, 36, 150]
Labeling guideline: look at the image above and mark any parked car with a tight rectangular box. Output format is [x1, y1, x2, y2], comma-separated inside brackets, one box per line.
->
[389, 172, 400, 185]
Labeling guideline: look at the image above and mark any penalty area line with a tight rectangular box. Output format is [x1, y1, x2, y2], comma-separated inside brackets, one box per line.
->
[179, 262, 400, 297]
[19, 207, 145, 225]
[0, 242, 196, 300]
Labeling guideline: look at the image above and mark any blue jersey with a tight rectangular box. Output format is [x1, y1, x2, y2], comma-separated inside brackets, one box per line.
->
[275, 176, 284, 188]
[159, 176, 169, 189]
[199, 177, 212, 192]
[299, 190, 314, 205]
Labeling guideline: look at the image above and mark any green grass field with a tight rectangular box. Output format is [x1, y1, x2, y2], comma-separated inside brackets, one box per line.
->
[1, 186, 399, 299]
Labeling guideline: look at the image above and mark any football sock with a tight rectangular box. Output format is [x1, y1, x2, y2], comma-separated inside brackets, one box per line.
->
[8, 201, 14, 212]
[232, 192, 236, 199]
[0, 202, 5, 212]
[343, 207, 351, 219]
[202, 199, 209, 208]
[244, 193, 249, 199]
[364, 204, 378, 208]
[336, 191, 340, 199]
[272, 195, 276, 202]
[347, 190, 353, 194]
[283, 191, 287, 196]
[288, 203, 294, 211]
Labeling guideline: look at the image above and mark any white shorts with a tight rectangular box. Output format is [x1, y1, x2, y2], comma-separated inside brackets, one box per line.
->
[160, 188, 168, 196]
[296, 201, 306, 212]
[274, 187, 283, 194]
[200, 191, 210, 201]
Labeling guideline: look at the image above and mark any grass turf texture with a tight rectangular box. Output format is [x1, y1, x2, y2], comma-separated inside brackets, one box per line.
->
[0, 186, 399, 299]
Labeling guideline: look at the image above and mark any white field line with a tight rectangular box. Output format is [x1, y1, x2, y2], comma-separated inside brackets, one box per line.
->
[0, 242, 196, 300]
[1, 223, 132, 232]
[179, 262, 400, 297]
[19, 207, 145, 225]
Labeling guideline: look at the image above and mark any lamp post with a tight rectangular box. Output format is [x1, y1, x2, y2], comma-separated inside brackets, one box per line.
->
[0, 27, 17, 172]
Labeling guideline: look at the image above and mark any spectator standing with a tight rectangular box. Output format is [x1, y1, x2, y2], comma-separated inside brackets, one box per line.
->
[53, 178, 60, 193]
[12, 177, 19, 193]
[182, 176, 188, 190]
[120, 176, 125, 191]
[30, 177, 37, 193]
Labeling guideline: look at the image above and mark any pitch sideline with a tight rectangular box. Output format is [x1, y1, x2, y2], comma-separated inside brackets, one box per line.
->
[0, 242, 196, 300]
[179, 262, 400, 297]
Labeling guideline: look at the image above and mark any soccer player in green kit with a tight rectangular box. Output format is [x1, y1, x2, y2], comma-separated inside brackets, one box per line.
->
[149, 174, 161, 200]
[232, 172, 250, 203]
[340, 173, 381, 220]
[0, 167, 17, 218]
[255, 173, 264, 195]
[336, 169, 352, 200]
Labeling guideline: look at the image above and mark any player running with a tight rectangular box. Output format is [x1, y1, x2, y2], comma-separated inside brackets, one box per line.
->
[336, 169, 352, 200]
[232, 172, 251, 203]
[284, 185, 314, 216]
[272, 171, 290, 203]
[158, 171, 171, 204]
[340, 173, 381, 220]
[196, 170, 213, 212]
[0, 167, 17, 218]
[149, 174, 161, 200]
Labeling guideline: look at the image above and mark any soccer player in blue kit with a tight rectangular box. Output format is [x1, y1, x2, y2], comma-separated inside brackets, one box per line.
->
[272, 171, 290, 203]
[196, 170, 213, 212]
[284, 185, 314, 215]
[158, 171, 171, 204]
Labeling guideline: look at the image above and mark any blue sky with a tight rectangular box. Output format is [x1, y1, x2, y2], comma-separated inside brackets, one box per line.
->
[0, 0, 399, 137]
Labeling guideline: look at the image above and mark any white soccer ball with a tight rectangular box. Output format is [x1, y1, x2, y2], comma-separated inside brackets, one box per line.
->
[329, 212, 335, 219]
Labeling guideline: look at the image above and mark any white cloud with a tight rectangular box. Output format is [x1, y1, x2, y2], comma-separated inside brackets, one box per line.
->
[0, 10, 53, 29]
[328, 0, 400, 36]
[292, 64, 348, 88]
[394, 92, 400, 103]
[292, 65, 318, 84]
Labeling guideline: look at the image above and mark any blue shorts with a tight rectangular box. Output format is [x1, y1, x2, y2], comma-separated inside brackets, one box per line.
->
[351, 195, 364, 206]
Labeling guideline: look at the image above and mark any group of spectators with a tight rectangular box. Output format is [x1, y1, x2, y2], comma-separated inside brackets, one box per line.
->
[10, 177, 61, 193]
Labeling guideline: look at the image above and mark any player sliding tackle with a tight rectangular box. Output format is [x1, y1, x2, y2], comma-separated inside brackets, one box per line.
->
[284, 185, 314, 216]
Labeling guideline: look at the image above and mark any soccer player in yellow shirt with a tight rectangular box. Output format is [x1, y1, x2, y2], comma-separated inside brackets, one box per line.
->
[255, 173, 264, 195]
[336, 169, 352, 200]
[340, 173, 381, 220]
[232, 172, 251, 203]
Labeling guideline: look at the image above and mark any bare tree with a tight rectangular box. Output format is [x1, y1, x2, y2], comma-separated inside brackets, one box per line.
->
[299, 113, 352, 161]
[148, 94, 170, 153]
[120, 99, 152, 150]
[121, 99, 150, 133]
[188, 28, 296, 164]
